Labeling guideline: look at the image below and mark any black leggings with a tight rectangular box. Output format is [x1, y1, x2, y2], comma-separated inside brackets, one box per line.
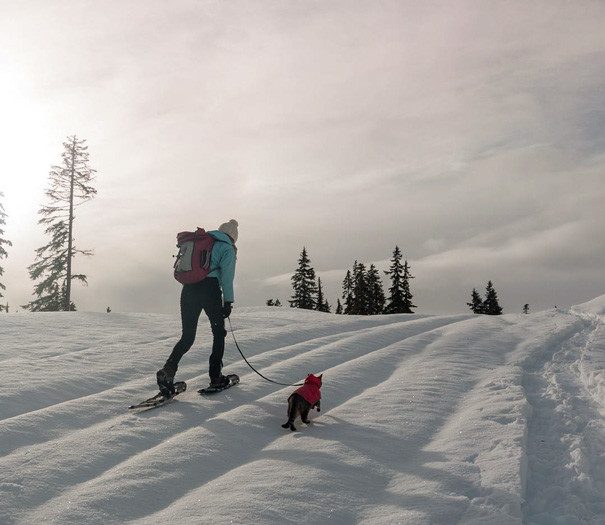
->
[165, 277, 226, 381]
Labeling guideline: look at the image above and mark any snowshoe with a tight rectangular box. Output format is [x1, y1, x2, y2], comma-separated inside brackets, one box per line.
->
[129, 381, 187, 410]
[198, 374, 239, 395]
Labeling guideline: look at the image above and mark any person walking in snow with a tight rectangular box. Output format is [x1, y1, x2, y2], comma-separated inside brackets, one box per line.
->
[156, 219, 238, 395]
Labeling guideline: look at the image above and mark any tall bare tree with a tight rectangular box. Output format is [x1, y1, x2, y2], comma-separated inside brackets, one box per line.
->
[27, 136, 97, 311]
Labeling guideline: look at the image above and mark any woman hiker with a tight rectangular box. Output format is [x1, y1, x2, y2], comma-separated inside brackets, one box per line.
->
[156, 219, 238, 396]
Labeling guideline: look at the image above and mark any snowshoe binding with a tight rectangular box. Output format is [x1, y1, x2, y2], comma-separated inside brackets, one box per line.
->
[156, 365, 176, 397]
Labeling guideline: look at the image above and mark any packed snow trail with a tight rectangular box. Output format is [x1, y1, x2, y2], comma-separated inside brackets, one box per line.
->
[0, 299, 603, 524]
[521, 308, 605, 524]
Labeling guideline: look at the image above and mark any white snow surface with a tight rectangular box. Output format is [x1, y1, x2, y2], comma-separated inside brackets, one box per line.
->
[1, 299, 604, 524]
[571, 296, 605, 322]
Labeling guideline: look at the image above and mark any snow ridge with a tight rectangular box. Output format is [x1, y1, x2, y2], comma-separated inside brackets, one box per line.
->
[0, 304, 603, 524]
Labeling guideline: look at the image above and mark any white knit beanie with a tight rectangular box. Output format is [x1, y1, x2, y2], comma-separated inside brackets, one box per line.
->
[218, 219, 239, 243]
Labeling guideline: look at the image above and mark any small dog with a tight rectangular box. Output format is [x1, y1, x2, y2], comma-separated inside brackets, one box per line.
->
[281, 373, 322, 431]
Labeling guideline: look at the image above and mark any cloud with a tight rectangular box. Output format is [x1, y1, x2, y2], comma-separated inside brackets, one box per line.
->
[419, 222, 593, 270]
[1, 1, 604, 314]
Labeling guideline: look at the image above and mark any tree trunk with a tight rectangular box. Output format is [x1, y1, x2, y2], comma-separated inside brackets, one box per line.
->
[65, 140, 75, 311]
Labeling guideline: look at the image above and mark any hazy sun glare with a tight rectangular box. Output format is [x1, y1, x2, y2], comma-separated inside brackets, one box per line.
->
[0, 72, 53, 227]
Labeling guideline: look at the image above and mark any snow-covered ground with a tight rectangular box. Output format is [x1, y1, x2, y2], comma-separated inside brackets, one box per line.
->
[1, 297, 604, 524]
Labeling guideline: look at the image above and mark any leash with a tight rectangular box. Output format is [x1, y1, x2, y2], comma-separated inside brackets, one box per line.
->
[227, 317, 303, 387]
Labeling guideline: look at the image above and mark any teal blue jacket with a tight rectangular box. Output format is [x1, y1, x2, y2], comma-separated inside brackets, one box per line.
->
[207, 230, 237, 303]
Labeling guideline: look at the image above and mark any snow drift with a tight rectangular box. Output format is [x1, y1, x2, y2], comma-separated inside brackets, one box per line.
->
[1, 297, 604, 524]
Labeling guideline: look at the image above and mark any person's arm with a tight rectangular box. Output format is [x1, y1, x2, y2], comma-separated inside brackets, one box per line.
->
[219, 244, 237, 304]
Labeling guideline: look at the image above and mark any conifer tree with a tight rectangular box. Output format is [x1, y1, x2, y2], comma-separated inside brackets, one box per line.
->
[266, 298, 282, 306]
[366, 264, 386, 315]
[316, 277, 325, 311]
[467, 288, 484, 314]
[26, 136, 96, 311]
[342, 269, 354, 314]
[351, 261, 370, 314]
[384, 246, 415, 313]
[289, 247, 317, 310]
[523, 304, 529, 314]
[335, 298, 343, 314]
[0, 191, 11, 312]
[482, 281, 503, 315]
[400, 260, 416, 313]
[316, 277, 331, 312]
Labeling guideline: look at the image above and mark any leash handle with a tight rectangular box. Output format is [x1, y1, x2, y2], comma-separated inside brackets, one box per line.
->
[227, 317, 303, 387]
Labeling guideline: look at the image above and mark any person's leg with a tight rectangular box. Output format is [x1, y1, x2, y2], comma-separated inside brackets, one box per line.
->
[163, 284, 204, 374]
[202, 279, 227, 383]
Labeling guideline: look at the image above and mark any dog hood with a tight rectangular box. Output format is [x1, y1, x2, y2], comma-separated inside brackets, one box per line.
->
[304, 374, 321, 388]
[294, 374, 321, 405]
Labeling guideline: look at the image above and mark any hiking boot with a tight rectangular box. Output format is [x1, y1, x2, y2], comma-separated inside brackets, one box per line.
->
[209, 375, 230, 389]
[157, 366, 176, 397]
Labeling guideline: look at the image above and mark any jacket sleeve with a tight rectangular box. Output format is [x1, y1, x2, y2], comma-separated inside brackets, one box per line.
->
[218, 244, 237, 303]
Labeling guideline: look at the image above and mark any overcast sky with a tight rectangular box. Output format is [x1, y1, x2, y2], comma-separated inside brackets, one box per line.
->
[1, 0, 604, 315]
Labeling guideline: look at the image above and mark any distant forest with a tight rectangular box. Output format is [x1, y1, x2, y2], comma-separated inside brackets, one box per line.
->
[278, 247, 505, 316]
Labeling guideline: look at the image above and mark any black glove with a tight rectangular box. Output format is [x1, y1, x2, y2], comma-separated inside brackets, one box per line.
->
[222, 302, 232, 319]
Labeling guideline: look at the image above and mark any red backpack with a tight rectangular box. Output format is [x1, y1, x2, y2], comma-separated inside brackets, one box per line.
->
[173, 228, 216, 284]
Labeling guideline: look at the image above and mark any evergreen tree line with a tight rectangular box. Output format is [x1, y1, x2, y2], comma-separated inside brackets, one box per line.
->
[466, 281, 503, 315]
[287, 245, 416, 315]
[0, 135, 97, 312]
[286, 247, 514, 316]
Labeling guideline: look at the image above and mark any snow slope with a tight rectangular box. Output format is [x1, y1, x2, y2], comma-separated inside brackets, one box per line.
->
[0, 298, 604, 524]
